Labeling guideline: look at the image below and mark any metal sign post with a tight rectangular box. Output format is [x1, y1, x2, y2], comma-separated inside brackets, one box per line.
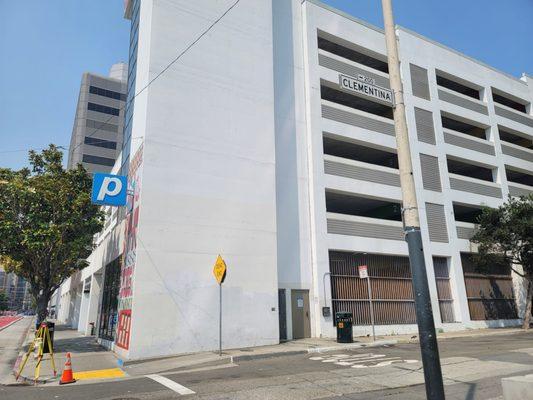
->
[213, 255, 227, 356]
[359, 265, 376, 341]
[219, 282, 222, 356]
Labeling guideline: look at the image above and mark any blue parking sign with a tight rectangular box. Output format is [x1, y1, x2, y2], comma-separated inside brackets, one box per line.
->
[91, 173, 128, 206]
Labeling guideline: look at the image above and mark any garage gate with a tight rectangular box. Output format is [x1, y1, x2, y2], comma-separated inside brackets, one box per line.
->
[329, 251, 455, 325]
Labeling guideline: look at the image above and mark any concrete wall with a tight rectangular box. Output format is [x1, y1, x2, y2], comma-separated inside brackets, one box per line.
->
[272, 0, 314, 341]
[125, 0, 279, 359]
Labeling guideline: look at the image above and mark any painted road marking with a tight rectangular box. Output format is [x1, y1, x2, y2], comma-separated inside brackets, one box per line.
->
[309, 353, 419, 369]
[147, 374, 195, 395]
[337, 356, 393, 366]
[73, 368, 126, 380]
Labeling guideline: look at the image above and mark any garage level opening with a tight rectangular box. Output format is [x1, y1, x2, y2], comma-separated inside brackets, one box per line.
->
[498, 126, 533, 150]
[436, 71, 481, 100]
[441, 113, 488, 140]
[326, 191, 401, 221]
[317, 32, 389, 74]
[447, 157, 494, 182]
[453, 203, 483, 224]
[492, 88, 528, 113]
[506, 166, 533, 187]
[323, 135, 398, 169]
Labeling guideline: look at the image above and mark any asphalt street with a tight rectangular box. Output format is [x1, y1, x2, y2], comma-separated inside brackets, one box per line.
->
[2, 332, 533, 400]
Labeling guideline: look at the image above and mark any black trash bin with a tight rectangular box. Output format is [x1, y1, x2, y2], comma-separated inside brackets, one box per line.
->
[336, 311, 353, 343]
[35, 321, 55, 353]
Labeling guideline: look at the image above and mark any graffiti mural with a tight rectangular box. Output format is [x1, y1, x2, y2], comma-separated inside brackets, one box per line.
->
[116, 145, 143, 350]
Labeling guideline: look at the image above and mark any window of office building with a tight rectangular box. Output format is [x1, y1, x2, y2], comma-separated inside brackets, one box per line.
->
[84, 136, 117, 150]
[82, 154, 116, 167]
[88, 102, 120, 116]
[89, 85, 126, 101]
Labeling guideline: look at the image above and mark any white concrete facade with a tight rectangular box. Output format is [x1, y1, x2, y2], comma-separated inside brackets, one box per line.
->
[54, 0, 533, 360]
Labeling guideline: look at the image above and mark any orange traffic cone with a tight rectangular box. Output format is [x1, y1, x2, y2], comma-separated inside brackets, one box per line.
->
[59, 352, 76, 385]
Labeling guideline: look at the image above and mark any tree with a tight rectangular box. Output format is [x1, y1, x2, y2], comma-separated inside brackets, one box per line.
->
[0, 290, 8, 311]
[0, 145, 104, 323]
[470, 194, 533, 329]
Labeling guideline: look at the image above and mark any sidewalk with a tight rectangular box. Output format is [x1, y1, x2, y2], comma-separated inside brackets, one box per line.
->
[5, 324, 527, 386]
[0, 316, 33, 385]
[7, 323, 123, 385]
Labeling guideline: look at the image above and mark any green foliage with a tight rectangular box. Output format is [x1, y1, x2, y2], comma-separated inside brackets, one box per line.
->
[0, 290, 8, 311]
[0, 145, 104, 320]
[470, 194, 533, 278]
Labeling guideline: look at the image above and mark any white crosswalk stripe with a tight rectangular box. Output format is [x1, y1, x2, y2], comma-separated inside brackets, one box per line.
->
[146, 374, 195, 395]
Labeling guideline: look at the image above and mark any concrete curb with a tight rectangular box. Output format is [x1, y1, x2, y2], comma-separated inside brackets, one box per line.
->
[7, 350, 59, 386]
[231, 350, 306, 362]
[0, 318, 35, 386]
[148, 355, 233, 373]
[121, 352, 223, 367]
[8, 372, 57, 386]
[393, 329, 526, 344]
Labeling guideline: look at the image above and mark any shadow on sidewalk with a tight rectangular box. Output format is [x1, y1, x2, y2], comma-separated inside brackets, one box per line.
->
[52, 336, 107, 354]
[24, 324, 107, 354]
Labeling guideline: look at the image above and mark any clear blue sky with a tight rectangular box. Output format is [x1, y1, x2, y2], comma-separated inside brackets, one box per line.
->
[1, 0, 531, 169]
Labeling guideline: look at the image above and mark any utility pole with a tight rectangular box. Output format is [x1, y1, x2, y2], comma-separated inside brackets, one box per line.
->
[381, 1, 445, 399]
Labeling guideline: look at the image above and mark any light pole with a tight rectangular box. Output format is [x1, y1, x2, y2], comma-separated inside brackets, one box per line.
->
[381, 0, 445, 399]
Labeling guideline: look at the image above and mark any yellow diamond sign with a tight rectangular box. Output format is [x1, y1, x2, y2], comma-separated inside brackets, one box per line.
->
[213, 255, 227, 284]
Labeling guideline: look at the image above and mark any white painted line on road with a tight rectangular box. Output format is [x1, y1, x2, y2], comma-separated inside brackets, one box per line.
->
[146, 374, 195, 395]
[347, 356, 399, 365]
[332, 354, 387, 365]
[351, 358, 403, 368]
[337, 354, 385, 362]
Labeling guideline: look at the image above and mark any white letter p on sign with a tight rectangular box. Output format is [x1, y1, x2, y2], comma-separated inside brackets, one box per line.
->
[97, 177, 123, 201]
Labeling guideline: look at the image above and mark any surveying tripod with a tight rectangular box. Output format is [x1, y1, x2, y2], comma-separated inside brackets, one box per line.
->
[16, 321, 56, 383]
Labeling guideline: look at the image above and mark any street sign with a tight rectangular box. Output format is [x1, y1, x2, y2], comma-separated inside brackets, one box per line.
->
[213, 255, 227, 285]
[213, 254, 227, 356]
[91, 173, 127, 206]
[339, 73, 394, 106]
[358, 264, 375, 341]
